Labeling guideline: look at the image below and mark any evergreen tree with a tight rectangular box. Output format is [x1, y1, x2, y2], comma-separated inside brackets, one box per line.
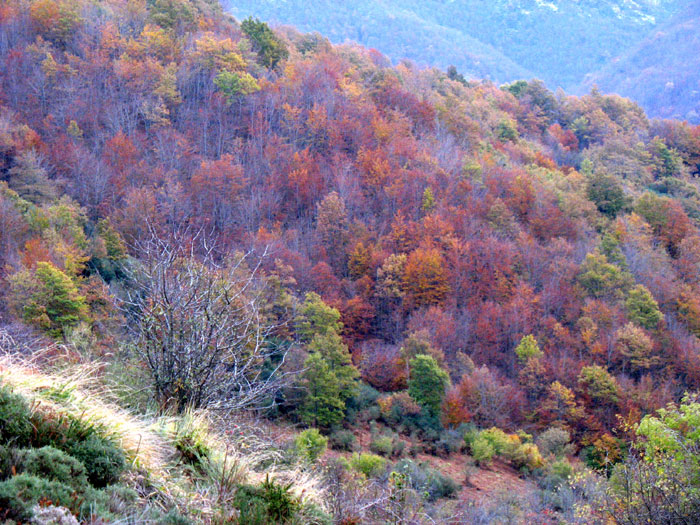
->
[296, 292, 342, 342]
[626, 284, 664, 330]
[408, 354, 450, 418]
[299, 353, 346, 428]
[241, 17, 289, 68]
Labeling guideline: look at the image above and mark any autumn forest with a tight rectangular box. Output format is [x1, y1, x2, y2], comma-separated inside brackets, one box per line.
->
[0, 0, 700, 523]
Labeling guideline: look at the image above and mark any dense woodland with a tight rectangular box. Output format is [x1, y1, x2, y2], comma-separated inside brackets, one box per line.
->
[1, 0, 700, 523]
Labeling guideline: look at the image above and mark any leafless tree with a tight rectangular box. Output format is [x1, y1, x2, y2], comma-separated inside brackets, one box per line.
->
[122, 226, 293, 414]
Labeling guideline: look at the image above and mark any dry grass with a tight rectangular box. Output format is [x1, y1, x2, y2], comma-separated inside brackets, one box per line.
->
[0, 352, 173, 475]
[0, 350, 329, 519]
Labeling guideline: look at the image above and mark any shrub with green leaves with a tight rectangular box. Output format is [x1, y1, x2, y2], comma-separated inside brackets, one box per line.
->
[0, 386, 34, 447]
[69, 435, 126, 488]
[369, 435, 394, 457]
[21, 446, 88, 489]
[233, 476, 300, 524]
[328, 429, 356, 451]
[540, 458, 574, 490]
[0, 473, 76, 521]
[349, 453, 387, 478]
[294, 428, 327, 463]
[470, 434, 495, 465]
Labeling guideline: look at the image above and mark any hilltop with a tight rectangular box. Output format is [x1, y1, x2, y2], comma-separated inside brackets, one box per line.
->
[584, 2, 700, 123]
[225, 0, 689, 94]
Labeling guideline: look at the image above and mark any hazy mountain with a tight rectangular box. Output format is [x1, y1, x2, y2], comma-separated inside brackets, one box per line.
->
[584, 3, 700, 123]
[225, 0, 686, 89]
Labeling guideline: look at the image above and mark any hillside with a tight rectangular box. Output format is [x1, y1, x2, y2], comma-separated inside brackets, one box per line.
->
[583, 3, 700, 123]
[225, 0, 686, 90]
[1, 0, 700, 523]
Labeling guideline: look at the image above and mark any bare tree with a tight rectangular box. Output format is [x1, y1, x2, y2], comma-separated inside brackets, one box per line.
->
[122, 227, 292, 414]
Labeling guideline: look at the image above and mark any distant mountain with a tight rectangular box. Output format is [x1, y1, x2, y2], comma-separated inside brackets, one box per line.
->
[228, 1, 535, 83]
[583, 3, 700, 123]
[225, 0, 686, 89]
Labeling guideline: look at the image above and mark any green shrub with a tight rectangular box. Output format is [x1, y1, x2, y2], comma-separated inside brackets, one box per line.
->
[369, 435, 394, 457]
[392, 459, 458, 502]
[541, 458, 574, 490]
[0, 386, 34, 447]
[294, 428, 328, 463]
[233, 476, 300, 524]
[22, 446, 88, 489]
[436, 430, 465, 456]
[470, 435, 495, 465]
[480, 427, 517, 457]
[328, 429, 356, 451]
[0, 473, 76, 521]
[69, 435, 126, 488]
[349, 453, 387, 478]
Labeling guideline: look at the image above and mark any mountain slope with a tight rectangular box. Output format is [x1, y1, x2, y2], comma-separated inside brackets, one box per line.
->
[225, 0, 686, 89]
[583, 3, 700, 123]
[229, 0, 534, 82]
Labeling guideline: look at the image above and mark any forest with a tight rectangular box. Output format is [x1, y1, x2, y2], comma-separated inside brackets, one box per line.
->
[0, 0, 700, 523]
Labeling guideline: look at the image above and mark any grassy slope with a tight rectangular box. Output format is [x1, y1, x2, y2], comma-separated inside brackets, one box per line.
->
[0, 353, 327, 522]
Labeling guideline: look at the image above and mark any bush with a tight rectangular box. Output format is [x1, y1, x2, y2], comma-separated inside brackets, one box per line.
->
[349, 453, 387, 478]
[294, 428, 327, 463]
[328, 429, 356, 451]
[435, 429, 465, 457]
[392, 459, 458, 502]
[0, 386, 34, 447]
[69, 435, 126, 488]
[369, 435, 394, 457]
[0, 474, 76, 521]
[21, 446, 88, 489]
[536, 427, 574, 459]
[233, 476, 299, 524]
[480, 427, 519, 457]
[346, 384, 381, 424]
[510, 442, 544, 472]
[540, 458, 574, 490]
[470, 434, 495, 465]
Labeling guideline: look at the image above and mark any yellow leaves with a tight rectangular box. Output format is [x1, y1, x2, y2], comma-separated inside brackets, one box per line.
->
[192, 33, 247, 73]
[402, 247, 450, 309]
[153, 62, 182, 106]
[140, 23, 180, 63]
[339, 76, 363, 99]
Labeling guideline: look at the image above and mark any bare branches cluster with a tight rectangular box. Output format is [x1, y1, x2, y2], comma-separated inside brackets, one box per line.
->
[122, 227, 290, 414]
